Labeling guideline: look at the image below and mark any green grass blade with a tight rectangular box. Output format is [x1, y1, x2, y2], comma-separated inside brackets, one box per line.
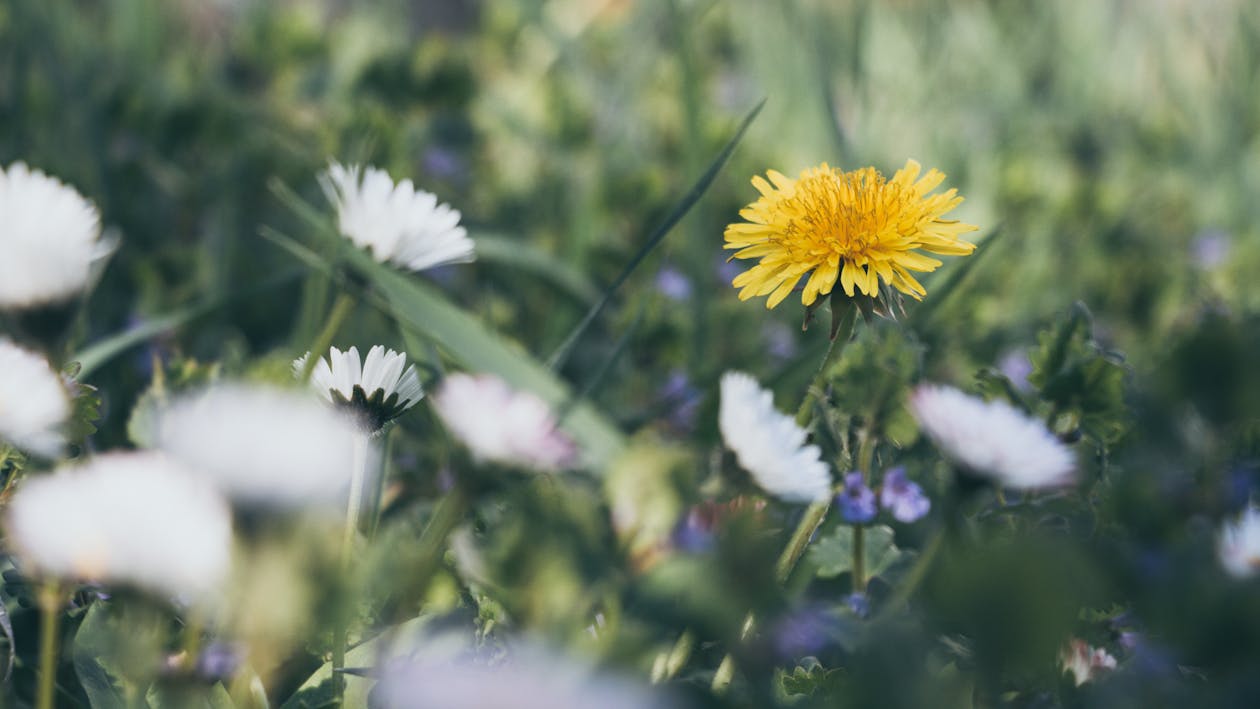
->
[557, 307, 643, 423]
[545, 99, 766, 371]
[908, 225, 1003, 328]
[72, 269, 301, 378]
[340, 246, 626, 468]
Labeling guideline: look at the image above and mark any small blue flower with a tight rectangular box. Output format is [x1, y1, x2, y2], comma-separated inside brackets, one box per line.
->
[197, 641, 244, 681]
[762, 320, 798, 362]
[772, 605, 836, 659]
[838, 472, 877, 524]
[659, 370, 701, 431]
[654, 266, 693, 301]
[879, 467, 930, 523]
[845, 591, 870, 619]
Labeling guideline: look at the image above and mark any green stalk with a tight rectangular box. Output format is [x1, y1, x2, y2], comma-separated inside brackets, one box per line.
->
[851, 525, 866, 593]
[774, 502, 830, 585]
[410, 488, 470, 591]
[852, 429, 876, 594]
[300, 292, 357, 382]
[332, 432, 370, 705]
[366, 428, 395, 540]
[876, 528, 945, 620]
[36, 582, 61, 709]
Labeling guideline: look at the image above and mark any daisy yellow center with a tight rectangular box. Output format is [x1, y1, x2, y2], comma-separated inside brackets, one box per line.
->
[724, 159, 978, 309]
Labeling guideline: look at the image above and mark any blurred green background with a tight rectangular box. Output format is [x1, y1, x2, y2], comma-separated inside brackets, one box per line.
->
[6, 1, 1260, 705]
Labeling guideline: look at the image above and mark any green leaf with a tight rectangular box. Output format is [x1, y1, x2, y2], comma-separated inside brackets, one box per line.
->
[72, 604, 132, 709]
[545, 99, 766, 372]
[779, 660, 846, 698]
[146, 683, 236, 709]
[810, 524, 903, 580]
[0, 600, 13, 683]
[1027, 302, 1129, 445]
[280, 615, 438, 709]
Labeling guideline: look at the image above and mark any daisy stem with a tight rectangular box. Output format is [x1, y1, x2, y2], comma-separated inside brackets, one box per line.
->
[366, 428, 394, 540]
[332, 432, 370, 705]
[300, 292, 357, 382]
[341, 432, 370, 557]
[36, 581, 61, 709]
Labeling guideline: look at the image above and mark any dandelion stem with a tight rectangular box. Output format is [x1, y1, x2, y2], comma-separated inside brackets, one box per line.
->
[793, 321, 850, 427]
[36, 582, 61, 709]
[300, 292, 357, 382]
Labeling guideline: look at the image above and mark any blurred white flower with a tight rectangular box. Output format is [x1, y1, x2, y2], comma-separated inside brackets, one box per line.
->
[156, 383, 360, 508]
[374, 645, 674, 709]
[432, 373, 576, 472]
[320, 161, 475, 272]
[0, 339, 70, 458]
[5, 452, 232, 602]
[1060, 638, 1117, 687]
[718, 371, 831, 503]
[0, 162, 111, 308]
[294, 345, 423, 432]
[1218, 504, 1260, 578]
[909, 385, 1075, 490]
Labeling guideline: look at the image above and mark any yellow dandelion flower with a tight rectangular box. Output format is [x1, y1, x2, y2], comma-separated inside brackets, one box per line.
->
[724, 159, 978, 309]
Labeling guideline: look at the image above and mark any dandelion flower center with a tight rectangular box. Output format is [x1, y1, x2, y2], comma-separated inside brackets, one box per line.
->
[725, 160, 978, 308]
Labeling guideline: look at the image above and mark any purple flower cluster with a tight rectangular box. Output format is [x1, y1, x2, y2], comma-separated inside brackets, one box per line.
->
[837, 467, 931, 524]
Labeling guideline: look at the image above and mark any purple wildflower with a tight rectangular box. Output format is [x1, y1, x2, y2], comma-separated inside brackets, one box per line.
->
[772, 605, 835, 659]
[1190, 228, 1230, 270]
[879, 467, 931, 523]
[997, 349, 1033, 392]
[845, 592, 870, 619]
[654, 266, 693, 301]
[838, 472, 877, 524]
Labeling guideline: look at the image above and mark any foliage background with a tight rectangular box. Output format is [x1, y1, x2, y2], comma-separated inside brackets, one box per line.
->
[3, 0, 1260, 707]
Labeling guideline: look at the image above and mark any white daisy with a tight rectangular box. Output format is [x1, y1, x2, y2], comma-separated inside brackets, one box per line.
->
[294, 345, 423, 432]
[0, 339, 70, 458]
[432, 373, 576, 472]
[1218, 504, 1260, 578]
[908, 384, 1075, 490]
[374, 644, 674, 709]
[320, 161, 475, 272]
[156, 383, 360, 508]
[718, 371, 832, 503]
[5, 452, 232, 603]
[0, 162, 110, 308]
[1060, 638, 1118, 687]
